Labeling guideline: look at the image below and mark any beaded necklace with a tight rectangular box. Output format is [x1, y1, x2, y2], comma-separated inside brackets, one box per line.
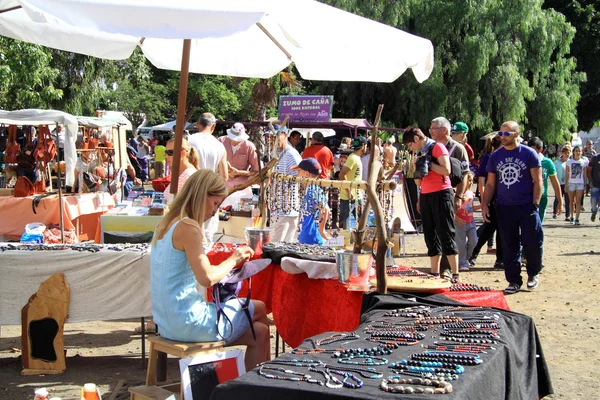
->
[438, 322, 500, 330]
[264, 359, 326, 368]
[380, 376, 453, 394]
[337, 355, 388, 366]
[421, 344, 489, 354]
[326, 368, 364, 388]
[324, 364, 383, 379]
[332, 346, 393, 358]
[396, 359, 465, 372]
[393, 370, 460, 381]
[291, 347, 343, 355]
[412, 352, 483, 365]
[308, 367, 343, 389]
[315, 332, 359, 346]
[258, 365, 324, 386]
[389, 363, 464, 375]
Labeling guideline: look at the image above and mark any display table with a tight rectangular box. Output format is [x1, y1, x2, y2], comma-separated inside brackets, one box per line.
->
[0, 192, 114, 242]
[204, 255, 510, 348]
[0, 246, 151, 325]
[211, 293, 553, 400]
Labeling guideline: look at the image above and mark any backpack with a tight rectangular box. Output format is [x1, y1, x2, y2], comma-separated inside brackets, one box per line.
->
[427, 143, 464, 187]
[591, 155, 600, 188]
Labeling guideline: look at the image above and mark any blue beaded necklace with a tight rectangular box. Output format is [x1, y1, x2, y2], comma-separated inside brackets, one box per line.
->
[338, 354, 389, 366]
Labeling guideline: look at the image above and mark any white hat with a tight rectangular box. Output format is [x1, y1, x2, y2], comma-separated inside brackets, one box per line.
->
[227, 122, 249, 142]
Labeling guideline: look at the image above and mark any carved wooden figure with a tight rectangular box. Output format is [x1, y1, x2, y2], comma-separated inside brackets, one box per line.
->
[21, 273, 70, 375]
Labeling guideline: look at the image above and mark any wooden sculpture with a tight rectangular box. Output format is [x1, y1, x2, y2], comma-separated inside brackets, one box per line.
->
[21, 273, 70, 375]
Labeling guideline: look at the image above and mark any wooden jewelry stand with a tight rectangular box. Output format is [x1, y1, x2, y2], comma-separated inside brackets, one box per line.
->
[21, 273, 70, 375]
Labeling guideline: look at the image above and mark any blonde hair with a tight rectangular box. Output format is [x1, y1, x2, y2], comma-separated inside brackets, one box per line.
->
[151, 169, 227, 246]
[167, 138, 199, 169]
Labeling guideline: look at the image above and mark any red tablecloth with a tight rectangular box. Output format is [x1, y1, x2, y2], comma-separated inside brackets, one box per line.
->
[206, 250, 509, 348]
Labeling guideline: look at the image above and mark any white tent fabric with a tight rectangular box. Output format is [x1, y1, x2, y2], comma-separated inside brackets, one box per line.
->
[291, 128, 336, 139]
[5, 0, 434, 83]
[0, 109, 78, 185]
[151, 120, 193, 132]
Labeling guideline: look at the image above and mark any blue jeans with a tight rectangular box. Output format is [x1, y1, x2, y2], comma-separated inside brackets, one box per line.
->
[496, 203, 544, 287]
[591, 187, 600, 215]
[456, 221, 477, 267]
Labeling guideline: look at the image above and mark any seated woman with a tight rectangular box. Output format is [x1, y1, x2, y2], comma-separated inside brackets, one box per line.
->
[150, 169, 271, 371]
[163, 138, 198, 200]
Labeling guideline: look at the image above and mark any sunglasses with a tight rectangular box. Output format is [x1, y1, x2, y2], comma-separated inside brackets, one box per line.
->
[165, 149, 175, 156]
[497, 131, 516, 137]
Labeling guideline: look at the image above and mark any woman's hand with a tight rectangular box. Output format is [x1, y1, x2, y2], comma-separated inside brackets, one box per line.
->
[232, 246, 254, 264]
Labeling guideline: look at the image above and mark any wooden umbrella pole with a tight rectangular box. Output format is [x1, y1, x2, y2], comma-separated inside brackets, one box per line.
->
[55, 150, 65, 244]
[168, 39, 192, 196]
[266, 173, 396, 192]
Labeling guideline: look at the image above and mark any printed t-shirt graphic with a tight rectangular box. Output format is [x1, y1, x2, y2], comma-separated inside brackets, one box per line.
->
[486, 145, 541, 205]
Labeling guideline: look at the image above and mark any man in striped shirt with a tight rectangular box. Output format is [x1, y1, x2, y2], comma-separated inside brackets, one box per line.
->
[270, 129, 302, 242]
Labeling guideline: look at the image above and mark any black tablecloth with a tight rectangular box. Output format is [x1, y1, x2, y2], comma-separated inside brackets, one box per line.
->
[211, 293, 553, 400]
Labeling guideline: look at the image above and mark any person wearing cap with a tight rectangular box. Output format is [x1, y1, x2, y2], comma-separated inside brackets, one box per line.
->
[338, 136, 367, 229]
[189, 112, 228, 182]
[302, 131, 334, 179]
[451, 122, 475, 162]
[188, 112, 228, 251]
[291, 158, 331, 244]
[270, 128, 302, 243]
[218, 122, 259, 190]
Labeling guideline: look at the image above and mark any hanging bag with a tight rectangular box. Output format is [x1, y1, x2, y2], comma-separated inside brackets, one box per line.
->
[14, 176, 35, 197]
[5, 125, 20, 164]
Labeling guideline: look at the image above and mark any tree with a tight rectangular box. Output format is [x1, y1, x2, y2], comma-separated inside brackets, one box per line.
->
[309, 0, 584, 144]
[0, 38, 63, 110]
[543, 0, 600, 131]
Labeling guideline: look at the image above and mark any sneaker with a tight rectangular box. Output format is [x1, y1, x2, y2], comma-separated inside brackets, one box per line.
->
[504, 283, 520, 294]
[575, 219, 581, 225]
[441, 269, 452, 280]
[493, 261, 504, 269]
[564, 217, 570, 222]
[552, 214, 557, 219]
[487, 248, 496, 254]
[526, 274, 539, 289]
[459, 265, 470, 272]
[581, 207, 585, 212]
[592, 213, 597, 222]
[451, 273, 460, 282]
[570, 216, 574, 224]
[468, 256, 477, 266]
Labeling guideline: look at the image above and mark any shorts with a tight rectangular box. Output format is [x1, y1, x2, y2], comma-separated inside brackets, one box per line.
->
[567, 183, 584, 192]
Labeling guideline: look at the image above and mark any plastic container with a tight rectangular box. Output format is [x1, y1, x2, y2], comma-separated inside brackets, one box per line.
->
[20, 232, 44, 244]
[244, 228, 272, 256]
[82, 383, 100, 400]
[34, 388, 49, 400]
[26, 222, 46, 235]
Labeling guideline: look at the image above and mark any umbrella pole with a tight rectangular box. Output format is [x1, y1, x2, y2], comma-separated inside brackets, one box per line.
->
[55, 152, 65, 244]
[168, 39, 192, 196]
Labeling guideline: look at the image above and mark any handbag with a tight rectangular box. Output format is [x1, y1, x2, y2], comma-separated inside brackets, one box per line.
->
[14, 176, 35, 197]
[211, 258, 271, 340]
[5, 125, 20, 164]
[83, 171, 99, 191]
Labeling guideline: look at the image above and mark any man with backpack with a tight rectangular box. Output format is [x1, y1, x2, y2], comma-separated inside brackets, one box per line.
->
[429, 117, 470, 278]
[402, 127, 460, 280]
[586, 152, 600, 222]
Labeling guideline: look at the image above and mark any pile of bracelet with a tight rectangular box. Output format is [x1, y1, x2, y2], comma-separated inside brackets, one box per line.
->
[450, 282, 494, 291]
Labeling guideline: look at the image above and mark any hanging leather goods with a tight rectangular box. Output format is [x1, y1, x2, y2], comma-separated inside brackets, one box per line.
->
[5, 125, 20, 164]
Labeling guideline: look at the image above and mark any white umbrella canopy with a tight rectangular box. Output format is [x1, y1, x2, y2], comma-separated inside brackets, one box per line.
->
[1, 0, 434, 194]
[12, 0, 434, 83]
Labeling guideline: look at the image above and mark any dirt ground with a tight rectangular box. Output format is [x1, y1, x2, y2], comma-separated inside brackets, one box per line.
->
[0, 191, 598, 399]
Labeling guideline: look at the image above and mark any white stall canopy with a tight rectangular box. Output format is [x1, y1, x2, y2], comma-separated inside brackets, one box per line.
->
[0, 109, 78, 186]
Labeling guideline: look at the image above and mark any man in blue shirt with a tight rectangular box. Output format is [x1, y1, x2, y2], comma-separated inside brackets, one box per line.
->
[482, 121, 543, 294]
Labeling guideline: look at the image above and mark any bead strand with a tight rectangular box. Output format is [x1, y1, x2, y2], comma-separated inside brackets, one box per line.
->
[380, 376, 453, 394]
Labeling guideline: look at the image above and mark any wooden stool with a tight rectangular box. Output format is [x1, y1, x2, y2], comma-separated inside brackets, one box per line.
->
[145, 335, 225, 386]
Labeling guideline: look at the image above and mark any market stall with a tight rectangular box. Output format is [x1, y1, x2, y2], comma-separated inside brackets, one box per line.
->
[0, 243, 150, 325]
[0, 192, 114, 242]
[212, 293, 553, 400]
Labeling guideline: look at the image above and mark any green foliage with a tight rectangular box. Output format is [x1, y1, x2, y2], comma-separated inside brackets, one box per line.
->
[311, 0, 584, 144]
[0, 38, 63, 109]
[543, 0, 600, 131]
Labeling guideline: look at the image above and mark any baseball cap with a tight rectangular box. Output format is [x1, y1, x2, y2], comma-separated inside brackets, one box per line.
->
[352, 136, 368, 149]
[291, 158, 321, 176]
[311, 131, 324, 143]
[451, 122, 469, 133]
